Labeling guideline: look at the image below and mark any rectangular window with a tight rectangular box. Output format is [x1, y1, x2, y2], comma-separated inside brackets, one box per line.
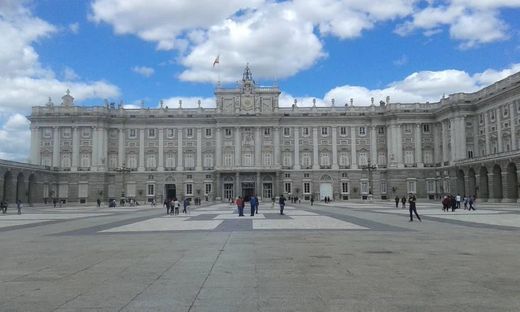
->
[62, 128, 71, 138]
[203, 154, 214, 168]
[359, 127, 366, 136]
[321, 127, 328, 136]
[302, 127, 310, 136]
[405, 150, 414, 165]
[490, 110, 495, 121]
[378, 152, 386, 166]
[205, 183, 212, 195]
[263, 152, 272, 166]
[283, 128, 290, 136]
[284, 173, 290, 178]
[78, 183, 88, 198]
[303, 182, 311, 194]
[358, 152, 368, 166]
[304, 173, 310, 178]
[186, 183, 193, 195]
[426, 180, 435, 193]
[129, 129, 136, 139]
[184, 154, 195, 168]
[360, 181, 369, 194]
[422, 124, 430, 133]
[282, 153, 292, 167]
[380, 181, 387, 194]
[302, 152, 312, 168]
[186, 128, 193, 137]
[148, 128, 156, 138]
[243, 153, 253, 166]
[378, 127, 385, 134]
[284, 182, 292, 194]
[225, 128, 232, 137]
[341, 182, 349, 193]
[224, 153, 233, 167]
[407, 180, 417, 194]
[264, 128, 271, 136]
[167, 128, 175, 138]
[205, 128, 212, 137]
[147, 184, 155, 196]
[340, 127, 347, 136]
[339, 152, 349, 167]
[320, 152, 330, 166]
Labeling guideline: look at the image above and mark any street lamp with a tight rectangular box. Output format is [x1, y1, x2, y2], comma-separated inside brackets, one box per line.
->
[115, 163, 131, 204]
[361, 160, 377, 199]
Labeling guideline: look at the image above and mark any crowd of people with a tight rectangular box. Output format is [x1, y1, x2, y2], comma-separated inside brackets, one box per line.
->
[441, 194, 476, 211]
[0, 200, 23, 214]
[163, 197, 191, 215]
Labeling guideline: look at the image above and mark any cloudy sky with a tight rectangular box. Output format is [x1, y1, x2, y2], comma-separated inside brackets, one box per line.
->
[1, 0, 520, 162]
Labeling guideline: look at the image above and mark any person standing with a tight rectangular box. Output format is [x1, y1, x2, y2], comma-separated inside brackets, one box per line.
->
[236, 196, 244, 216]
[455, 194, 461, 209]
[310, 195, 314, 206]
[408, 193, 421, 222]
[395, 196, 399, 208]
[401, 196, 406, 208]
[164, 199, 171, 215]
[97, 198, 101, 208]
[249, 195, 257, 216]
[16, 200, 22, 215]
[0, 201, 6, 214]
[279, 194, 286, 215]
[183, 198, 190, 214]
[173, 198, 180, 215]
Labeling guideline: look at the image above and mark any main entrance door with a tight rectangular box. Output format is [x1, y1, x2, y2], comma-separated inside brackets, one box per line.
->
[165, 184, 176, 200]
[242, 182, 255, 202]
[224, 183, 234, 201]
[263, 183, 272, 200]
[320, 183, 332, 200]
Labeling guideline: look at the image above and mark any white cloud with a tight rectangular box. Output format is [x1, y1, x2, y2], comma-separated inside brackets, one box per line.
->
[132, 66, 155, 77]
[68, 22, 79, 34]
[0, 1, 120, 161]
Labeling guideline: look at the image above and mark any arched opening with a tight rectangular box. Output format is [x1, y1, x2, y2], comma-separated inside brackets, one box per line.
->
[2, 171, 13, 202]
[319, 174, 333, 200]
[28, 174, 37, 205]
[468, 168, 477, 197]
[492, 164, 503, 201]
[16, 172, 25, 203]
[479, 166, 489, 200]
[456, 169, 465, 195]
[506, 163, 518, 201]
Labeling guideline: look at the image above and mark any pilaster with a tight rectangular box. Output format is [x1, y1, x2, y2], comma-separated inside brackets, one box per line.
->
[273, 127, 280, 166]
[312, 127, 319, 170]
[71, 127, 79, 171]
[370, 125, 377, 167]
[196, 128, 202, 171]
[216, 128, 222, 168]
[118, 128, 125, 167]
[177, 128, 183, 171]
[255, 127, 261, 167]
[510, 102, 517, 150]
[30, 126, 40, 165]
[138, 128, 145, 172]
[350, 126, 357, 169]
[293, 127, 300, 170]
[235, 127, 241, 167]
[497, 108, 503, 153]
[332, 126, 338, 170]
[158, 128, 164, 171]
[415, 123, 423, 167]
[52, 126, 60, 167]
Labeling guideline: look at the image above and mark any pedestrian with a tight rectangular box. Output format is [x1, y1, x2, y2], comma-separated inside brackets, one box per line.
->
[173, 198, 180, 215]
[401, 196, 406, 208]
[279, 194, 286, 215]
[164, 199, 170, 215]
[468, 195, 476, 211]
[451, 195, 457, 212]
[16, 200, 22, 215]
[455, 194, 461, 209]
[272, 197, 275, 208]
[442, 195, 449, 212]
[1, 200, 7, 214]
[53, 198, 57, 208]
[408, 193, 421, 222]
[236, 196, 244, 216]
[310, 195, 314, 206]
[183, 198, 190, 214]
[463, 195, 468, 210]
[395, 196, 399, 208]
[249, 194, 257, 216]
[97, 198, 101, 207]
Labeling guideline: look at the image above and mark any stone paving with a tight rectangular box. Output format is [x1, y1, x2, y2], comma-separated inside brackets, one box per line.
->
[0, 201, 519, 311]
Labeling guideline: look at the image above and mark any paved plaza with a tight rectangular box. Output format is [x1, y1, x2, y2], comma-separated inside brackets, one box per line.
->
[0, 201, 519, 311]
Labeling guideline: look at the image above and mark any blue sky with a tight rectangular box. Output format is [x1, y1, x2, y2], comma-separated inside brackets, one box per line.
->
[1, 0, 520, 161]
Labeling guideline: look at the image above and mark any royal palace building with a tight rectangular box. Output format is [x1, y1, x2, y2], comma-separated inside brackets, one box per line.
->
[2, 66, 520, 205]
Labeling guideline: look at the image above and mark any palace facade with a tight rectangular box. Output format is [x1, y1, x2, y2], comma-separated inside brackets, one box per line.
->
[3, 66, 520, 204]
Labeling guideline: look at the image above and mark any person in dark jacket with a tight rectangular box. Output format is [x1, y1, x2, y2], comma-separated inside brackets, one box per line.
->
[408, 194, 421, 222]
[395, 196, 400, 208]
[279, 195, 286, 215]
[249, 195, 258, 216]
[401, 196, 406, 208]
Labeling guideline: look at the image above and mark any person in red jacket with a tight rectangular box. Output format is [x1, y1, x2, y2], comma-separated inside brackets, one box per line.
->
[236, 196, 244, 216]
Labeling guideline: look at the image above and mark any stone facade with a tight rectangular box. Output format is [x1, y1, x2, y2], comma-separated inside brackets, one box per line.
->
[10, 66, 520, 204]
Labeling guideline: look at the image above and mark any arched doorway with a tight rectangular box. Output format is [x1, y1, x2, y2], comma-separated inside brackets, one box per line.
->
[2, 171, 13, 202]
[28, 174, 37, 205]
[506, 163, 518, 201]
[16, 172, 25, 203]
[492, 164, 503, 201]
[456, 169, 465, 195]
[468, 168, 477, 197]
[479, 166, 489, 201]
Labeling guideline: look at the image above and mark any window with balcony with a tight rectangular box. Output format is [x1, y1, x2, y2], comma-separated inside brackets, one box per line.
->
[284, 182, 292, 194]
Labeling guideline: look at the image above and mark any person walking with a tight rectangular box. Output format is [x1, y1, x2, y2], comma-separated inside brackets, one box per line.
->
[164, 199, 171, 215]
[0, 201, 6, 214]
[455, 194, 461, 209]
[173, 198, 180, 215]
[408, 193, 421, 222]
[16, 200, 22, 215]
[255, 195, 260, 214]
[310, 195, 314, 206]
[401, 196, 406, 209]
[279, 194, 286, 215]
[183, 198, 190, 214]
[249, 195, 257, 216]
[97, 198, 101, 208]
[236, 196, 244, 216]
[395, 196, 399, 208]
[468, 195, 476, 211]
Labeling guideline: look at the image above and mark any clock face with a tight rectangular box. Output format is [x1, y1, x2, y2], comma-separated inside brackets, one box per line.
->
[242, 97, 253, 111]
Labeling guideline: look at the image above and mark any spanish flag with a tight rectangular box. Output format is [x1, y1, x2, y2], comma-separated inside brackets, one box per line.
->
[213, 55, 220, 68]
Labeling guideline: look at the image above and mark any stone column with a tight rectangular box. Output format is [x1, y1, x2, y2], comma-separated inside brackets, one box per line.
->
[396, 124, 403, 168]
[501, 171, 509, 202]
[256, 172, 261, 197]
[52, 127, 60, 167]
[484, 113, 490, 155]
[433, 123, 440, 164]
[138, 128, 145, 171]
[350, 126, 357, 169]
[275, 171, 280, 197]
[313, 127, 319, 169]
[497, 109, 503, 153]
[487, 173, 496, 202]
[215, 172, 221, 200]
[441, 121, 449, 165]
[196, 128, 202, 171]
[72, 127, 79, 171]
[101, 127, 108, 171]
[30, 126, 40, 165]
[293, 127, 300, 169]
[216, 128, 222, 168]
[118, 128, 125, 167]
[450, 119, 456, 163]
[387, 125, 394, 167]
[177, 128, 183, 171]
[255, 127, 261, 167]
[273, 127, 280, 166]
[332, 126, 339, 170]
[158, 128, 164, 171]
[415, 123, 423, 167]
[457, 117, 466, 160]
[234, 127, 241, 167]
[235, 172, 240, 198]
[91, 126, 98, 170]
[510, 102, 517, 151]
[370, 125, 377, 166]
